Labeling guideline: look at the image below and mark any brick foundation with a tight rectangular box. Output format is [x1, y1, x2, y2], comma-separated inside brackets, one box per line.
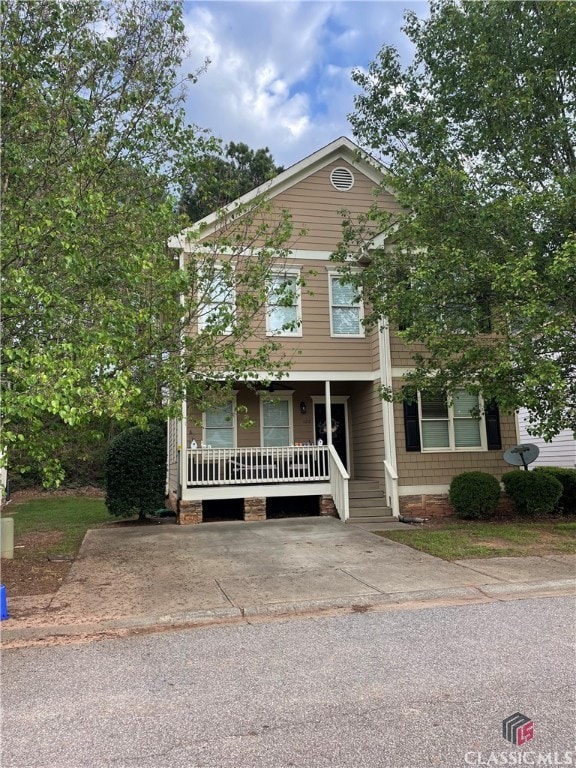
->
[177, 500, 203, 525]
[400, 492, 515, 519]
[319, 495, 338, 518]
[244, 497, 266, 522]
[400, 494, 453, 518]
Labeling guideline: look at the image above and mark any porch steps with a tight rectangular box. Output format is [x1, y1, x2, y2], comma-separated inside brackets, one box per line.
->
[347, 481, 394, 524]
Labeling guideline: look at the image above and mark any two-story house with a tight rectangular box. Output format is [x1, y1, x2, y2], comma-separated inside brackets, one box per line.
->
[166, 137, 518, 524]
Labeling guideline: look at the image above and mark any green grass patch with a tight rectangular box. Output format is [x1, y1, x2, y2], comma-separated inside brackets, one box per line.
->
[375, 520, 576, 560]
[6, 497, 111, 555]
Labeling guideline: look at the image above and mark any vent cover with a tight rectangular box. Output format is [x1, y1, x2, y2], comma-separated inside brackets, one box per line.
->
[330, 167, 354, 191]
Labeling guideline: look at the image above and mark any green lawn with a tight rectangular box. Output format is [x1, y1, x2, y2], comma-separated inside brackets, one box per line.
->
[6, 497, 111, 556]
[375, 520, 576, 560]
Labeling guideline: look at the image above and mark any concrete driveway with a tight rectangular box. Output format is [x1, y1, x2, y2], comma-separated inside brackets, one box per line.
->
[36, 517, 574, 626]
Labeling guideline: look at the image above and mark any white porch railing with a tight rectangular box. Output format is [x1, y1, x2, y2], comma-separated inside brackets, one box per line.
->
[328, 445, 349, 521]
[187, 446, 330, 487]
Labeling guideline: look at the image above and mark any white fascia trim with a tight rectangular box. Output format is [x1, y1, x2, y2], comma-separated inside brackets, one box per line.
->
[290, 250, 333, 261]
[399, 485, 451, 495]
[169, 137, 390, 247]
[192, 370, 381, 383]
[182, 483, 332, 502]
[391, 367, 416, 379]
[253, 370, 380, 382]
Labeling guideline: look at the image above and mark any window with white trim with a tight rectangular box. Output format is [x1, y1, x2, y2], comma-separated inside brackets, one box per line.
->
[261, 396, 293, 447]
[267, 271, 301, 336]
[203, 400, 235, 448]
[198, 265, 235, 333]
[329, 275, 363, 337]
[419, 391, 484, 451]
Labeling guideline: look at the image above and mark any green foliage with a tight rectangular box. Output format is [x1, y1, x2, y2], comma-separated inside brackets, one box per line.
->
[338, 0, 576, 439]
[7, 416, 119, 491]
[105, 426, 166, 519]
[181, 141, 283, 223]
[449, 472, 501, 520]
[1, 0, 295, 486]
[502, 470, 563, 517]
[533, 467, 576, 514]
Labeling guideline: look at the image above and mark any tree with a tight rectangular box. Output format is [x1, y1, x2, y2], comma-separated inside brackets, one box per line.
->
[339, 0, 576, 439]
[1, 0, 295, 486]
[180, 141, 283, 222]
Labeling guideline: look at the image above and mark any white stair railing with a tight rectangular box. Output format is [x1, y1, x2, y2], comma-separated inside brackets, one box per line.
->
[328, 445, 350, 521]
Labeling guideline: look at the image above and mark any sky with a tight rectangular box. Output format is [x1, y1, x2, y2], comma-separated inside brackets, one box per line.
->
[180, 1, 429, 169]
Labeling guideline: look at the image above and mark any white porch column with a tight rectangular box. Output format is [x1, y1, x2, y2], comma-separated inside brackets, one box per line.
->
[324, 380, 332, 448]
[379, 320, 399, 517]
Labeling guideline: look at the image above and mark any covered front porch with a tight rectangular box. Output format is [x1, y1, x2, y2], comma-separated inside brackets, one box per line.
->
[167, 377, 398, 524]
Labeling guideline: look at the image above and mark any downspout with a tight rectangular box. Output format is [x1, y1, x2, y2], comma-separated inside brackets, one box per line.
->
[379, 320, 400, 517]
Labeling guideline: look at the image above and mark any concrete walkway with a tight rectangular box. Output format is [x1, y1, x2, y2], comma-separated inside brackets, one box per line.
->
[2, 517, 575, 647]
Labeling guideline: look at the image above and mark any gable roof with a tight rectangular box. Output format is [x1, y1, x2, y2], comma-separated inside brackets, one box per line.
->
[168, 137, 389, 249]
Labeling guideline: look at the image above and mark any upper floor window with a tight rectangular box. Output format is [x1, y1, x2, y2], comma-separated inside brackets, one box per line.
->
[329, 275, 363, 337]
[203, 399, 236, 448]
[198, 265, 235, 334]
[267, 271, 301, 336]
[419, 391, 484, 451]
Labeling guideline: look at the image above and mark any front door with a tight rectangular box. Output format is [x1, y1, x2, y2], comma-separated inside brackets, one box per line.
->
[314, 403, 348, 470]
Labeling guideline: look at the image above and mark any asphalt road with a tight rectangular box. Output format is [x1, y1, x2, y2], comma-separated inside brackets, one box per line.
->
[2, 597, 575, 768]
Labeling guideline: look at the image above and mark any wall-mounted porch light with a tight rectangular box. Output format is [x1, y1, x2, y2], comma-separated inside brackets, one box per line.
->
[300, 401, 307, 415]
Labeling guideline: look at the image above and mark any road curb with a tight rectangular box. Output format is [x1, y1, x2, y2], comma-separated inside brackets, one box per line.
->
[2, 579, 574, 648]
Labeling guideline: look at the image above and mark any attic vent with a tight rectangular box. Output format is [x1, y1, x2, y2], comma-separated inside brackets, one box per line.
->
[330, 167, 354, 191]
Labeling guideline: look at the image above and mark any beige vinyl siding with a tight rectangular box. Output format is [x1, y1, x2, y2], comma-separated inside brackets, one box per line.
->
[392, 379, 517, 485]
[348, 381, 385, 484]
[229, 259, 377, 372]
[270, 160, 400, 251]
[389, 330, 428, 369]
[192, 160, 400, 253]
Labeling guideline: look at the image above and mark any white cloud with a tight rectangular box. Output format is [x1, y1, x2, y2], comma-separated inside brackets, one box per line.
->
[180, 1, 427, 167]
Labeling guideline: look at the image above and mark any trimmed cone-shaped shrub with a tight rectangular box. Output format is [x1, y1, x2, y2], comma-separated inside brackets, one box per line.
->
[502, 470, 563, 517]
[449, 472, 501, 519]
[533, 466, 576, 514]
[105, 426, 166, 519]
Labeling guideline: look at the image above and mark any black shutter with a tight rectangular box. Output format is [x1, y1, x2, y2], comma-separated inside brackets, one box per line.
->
[485, 401, 502, 450]
[403, 399, 421, 452]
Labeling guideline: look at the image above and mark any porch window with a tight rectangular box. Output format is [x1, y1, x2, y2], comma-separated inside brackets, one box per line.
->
[267, 271, 301, 336]
[419, 391, 484, 451]
[261, 397, 292, 446]
[198, 264, 235, 333]
[329, 275, 363, 336]
[204, 400, 235, 448]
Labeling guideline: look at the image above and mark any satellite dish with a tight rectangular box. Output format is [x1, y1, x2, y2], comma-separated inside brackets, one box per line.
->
[503, 443, 540, 470]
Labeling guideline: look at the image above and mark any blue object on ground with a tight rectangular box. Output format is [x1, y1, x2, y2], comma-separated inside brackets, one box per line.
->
[0, 584, 9, 620]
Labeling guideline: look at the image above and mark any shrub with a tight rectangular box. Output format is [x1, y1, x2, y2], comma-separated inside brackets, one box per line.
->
[105, 426, 166, 519]
[533, 467, 576, 514]
[449, 472, 501, 519]
[502, 470, 563, 516]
